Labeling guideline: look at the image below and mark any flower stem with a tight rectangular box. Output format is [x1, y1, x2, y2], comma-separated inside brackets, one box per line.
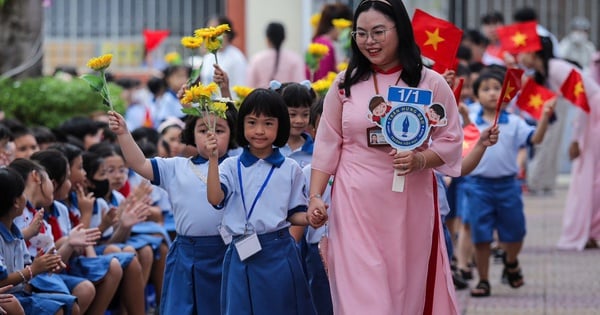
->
[101, 70, 114, 112]
[213, 52, 219, 66]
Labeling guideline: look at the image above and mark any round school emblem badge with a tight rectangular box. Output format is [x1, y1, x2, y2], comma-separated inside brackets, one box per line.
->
[382, 105, 429, 150]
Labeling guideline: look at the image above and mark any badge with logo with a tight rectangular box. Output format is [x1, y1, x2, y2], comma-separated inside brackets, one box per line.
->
[367, 86, 447, 192]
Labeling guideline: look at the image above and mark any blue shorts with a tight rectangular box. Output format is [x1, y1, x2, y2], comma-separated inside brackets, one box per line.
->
[30, 272, 87, 295]
[446, 176, 467, 220]
[468, 176, 526, 244]
[14, 291, 76, 315]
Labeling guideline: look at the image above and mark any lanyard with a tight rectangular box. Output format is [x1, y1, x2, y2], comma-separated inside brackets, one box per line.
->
[372, 71, 403, 95]
[237, 158, 276, 221]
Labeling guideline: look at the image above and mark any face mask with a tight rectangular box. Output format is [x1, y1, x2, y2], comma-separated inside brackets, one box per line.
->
[90, 179, 110, 198]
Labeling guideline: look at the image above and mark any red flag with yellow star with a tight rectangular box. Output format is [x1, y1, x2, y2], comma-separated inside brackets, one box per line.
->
[412, 9, 463, 73]
[494, 68, 524, 125]
[516, 78, 555, 120]
[496, 21, 541, 54]
[560, 69, 590, 113]
[462, 123, 480, 158]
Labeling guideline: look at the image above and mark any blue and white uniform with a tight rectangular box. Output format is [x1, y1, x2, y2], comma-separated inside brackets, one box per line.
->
[217, 148, 316, 315]
[279, 132, 314, 169]
[150, 154, 229, 315]
[466, 110, 535, 244]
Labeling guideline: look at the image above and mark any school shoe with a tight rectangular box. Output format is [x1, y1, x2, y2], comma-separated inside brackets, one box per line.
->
[451, 265, 468, 290]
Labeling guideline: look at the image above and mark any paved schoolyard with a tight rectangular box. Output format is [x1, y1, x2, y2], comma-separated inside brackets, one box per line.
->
[456, 175, 600, 315]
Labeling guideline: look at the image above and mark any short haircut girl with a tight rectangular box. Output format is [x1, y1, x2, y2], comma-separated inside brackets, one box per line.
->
[236, 88, 290, 147]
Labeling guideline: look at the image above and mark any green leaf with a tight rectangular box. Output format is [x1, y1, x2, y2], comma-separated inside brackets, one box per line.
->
[181, 107, 203, 116]
[80, 74, 104, 92]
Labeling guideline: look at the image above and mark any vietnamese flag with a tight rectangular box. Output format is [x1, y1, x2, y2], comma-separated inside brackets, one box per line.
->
[494, 68, 524, 125]
[412, 9, 463, 73]
[560, 69, 590, 113]
[516, 78, 555, 120]
[462, 123, 481, 158]
[453, 77, 464, 104]
[496, 21, 541, 54]
[144, 29, 170, 53]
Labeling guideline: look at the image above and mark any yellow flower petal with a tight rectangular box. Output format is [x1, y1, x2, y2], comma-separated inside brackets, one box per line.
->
[310, 13, 321, 29]
[307, 43, 330, 58]
[86, 54, 113, 71]
[232, 86, 253, 99]
[205, 37, 222, 52]
[181, 36, 203, 49]
[332, 19, 352, 29]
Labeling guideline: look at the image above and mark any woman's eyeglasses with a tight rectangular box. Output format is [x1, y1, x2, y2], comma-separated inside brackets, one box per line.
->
[351, 26, 395, 44]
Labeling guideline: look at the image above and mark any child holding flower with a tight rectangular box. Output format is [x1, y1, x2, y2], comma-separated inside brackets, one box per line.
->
[107, 84, 239, 314]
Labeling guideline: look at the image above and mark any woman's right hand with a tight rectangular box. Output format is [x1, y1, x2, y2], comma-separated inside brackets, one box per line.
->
[108, 111, 128, 136]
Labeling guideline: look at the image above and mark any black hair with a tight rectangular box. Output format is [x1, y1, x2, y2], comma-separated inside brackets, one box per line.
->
[147, 76, 167, 96]
[533, 36, 555, 85]
[457, 45, 473, 62]
[88, 142, 123, 160]
[342, 0, 423, 96]
[463, 29, 489, 46]
[48, 143, 83, 165]
[162, 65, 192, 91]
[314, 3, 353, 39]
[82, 151, 103, 181]
[0, 124, 13, 141]
[131, 127, 160, 145]
[0, 167, 25, 214]
[54, 116, 103, 145]
[277, 82, 316, 109]
[31, 126, 56, 147]
[266, 22, 285, 81]
[456, 63, 471, 77]
[310, 97, 324, 128]
[480, 11, 504, 25]
[115, 77, 142, 90]
[136, 139, 158, 158]
[513, 7, 537, 22]
[8, 158, 47, 192]
[429, 103, 446, 119]
[472, 69, 505, 98]
[180, 101, 238, 150]
[236, 89, 290, 148]
[468, 61, 485, 74]
[8, 124, 33, 141]
[30, 149, 69, 188]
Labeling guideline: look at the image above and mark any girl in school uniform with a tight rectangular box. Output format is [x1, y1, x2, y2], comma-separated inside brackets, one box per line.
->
[31, 148, 125, 315]
[206, 88, 316, 315]
[107, 101, 238, 315]
[6, 160, 80, 315]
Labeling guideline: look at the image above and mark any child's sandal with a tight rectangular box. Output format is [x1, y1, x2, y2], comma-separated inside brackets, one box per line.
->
[502, 258, 524, 288]
[470, 280, 491, 297]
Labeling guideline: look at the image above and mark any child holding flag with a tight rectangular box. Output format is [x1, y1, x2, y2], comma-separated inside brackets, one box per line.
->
[467, 68, 555, 297]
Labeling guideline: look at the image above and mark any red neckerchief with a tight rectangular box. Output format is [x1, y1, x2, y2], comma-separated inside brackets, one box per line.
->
[45, 203, 63, 242]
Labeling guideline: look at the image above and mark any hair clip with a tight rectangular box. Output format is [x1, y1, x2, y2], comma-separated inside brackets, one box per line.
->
[299, 80, 312, 90]
[269, 80, 282, 90]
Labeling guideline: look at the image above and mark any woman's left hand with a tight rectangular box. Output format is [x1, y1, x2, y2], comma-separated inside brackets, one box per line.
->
[389, 149, 421, 175]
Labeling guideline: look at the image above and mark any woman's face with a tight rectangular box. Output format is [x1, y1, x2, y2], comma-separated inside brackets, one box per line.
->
[355, 9, 399, 72]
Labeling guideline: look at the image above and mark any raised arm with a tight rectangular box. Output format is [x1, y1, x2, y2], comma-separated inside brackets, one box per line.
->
[206, 132, 225, 206]
[107, 111, 154, 180]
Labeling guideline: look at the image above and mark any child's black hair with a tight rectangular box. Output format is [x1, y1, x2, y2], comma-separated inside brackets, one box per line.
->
[277, 82, 316, 109]
[30, 149, 69, 188]
[32, 126, 57, 147]
[8, 124, 33, 141]
[82, 151, 103, 181]
[236, 88, 290, 148]
[310, 97, 324, 128]
[181, 101, 238, 150]
[480, 11, 504, 25]
[147, 76, 167, 96]
[48, 143, 83, 165]
[54, 116, 103, 146]
[131, 127, 160, 145]
[8, 158, 46, 185]
[88, 142, 124, 160]
[472, 69, 505, 98]
[0, 123, 12, 141]
[0, 167, 25, 214]
[137, 139, 158, 158]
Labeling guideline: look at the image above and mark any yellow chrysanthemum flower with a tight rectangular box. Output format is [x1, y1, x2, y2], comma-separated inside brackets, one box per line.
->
[210, 101, 228, 119]
[311, 78, 332, 95]
[336, 62, 348, 72]
[181, 36, 203, 49]
[310, 13, 321, 29]
[204, 82, 219, 95]
[332, 19, 352, 29]
[326, 72, 338, 81]
[307, 43, 330, 58]
[164, 52, 181, 65]
[205, 37, 222, 53]
[194, 28, 214, 38]
[232, 86, 254, 99]
[86, 54, 113, 71]
[213, 24, 231, 37]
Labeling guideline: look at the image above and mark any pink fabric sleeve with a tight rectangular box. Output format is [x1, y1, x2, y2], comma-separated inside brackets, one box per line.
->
[311, 73, 345, 175]
[422, 69, 463, 177]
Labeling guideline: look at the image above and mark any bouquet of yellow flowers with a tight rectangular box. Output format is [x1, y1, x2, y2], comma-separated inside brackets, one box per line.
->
[305, 43, 330, 82]
[193, 24, 231, 64]
[311, 72, 338, 98]
[81, 54, 115, 111]
[180, 82, 227, 132]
